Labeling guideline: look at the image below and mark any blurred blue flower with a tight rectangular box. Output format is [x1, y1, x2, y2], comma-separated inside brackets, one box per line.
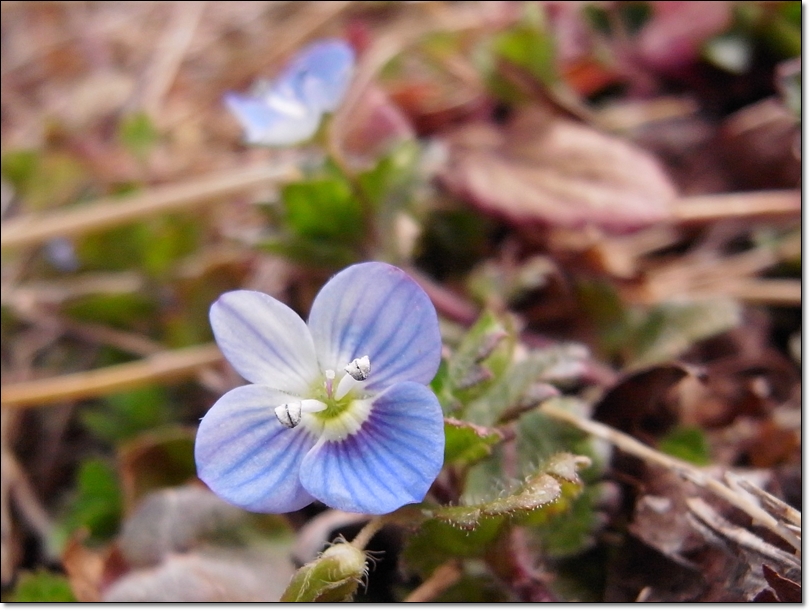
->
[224, 39, 355, 146]
[195, 262, 445, 514]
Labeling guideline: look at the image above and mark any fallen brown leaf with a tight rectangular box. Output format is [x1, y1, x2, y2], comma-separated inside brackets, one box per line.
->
[439, 108, 677, 233]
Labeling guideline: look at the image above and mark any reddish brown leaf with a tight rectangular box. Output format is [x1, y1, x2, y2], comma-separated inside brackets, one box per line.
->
[439, 109, 677, 233]
[760, 565, 801, 603]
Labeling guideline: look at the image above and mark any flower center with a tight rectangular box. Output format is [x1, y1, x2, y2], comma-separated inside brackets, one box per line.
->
[273, 356, 372, 439]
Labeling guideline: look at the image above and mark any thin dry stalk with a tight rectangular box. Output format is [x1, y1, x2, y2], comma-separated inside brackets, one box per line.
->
[1, 163, 299, 250]
[538, 402, 801, 553]
[1, 343, 223, 409]
[672, 190, 800, 224]
[404, 560, 463, 603]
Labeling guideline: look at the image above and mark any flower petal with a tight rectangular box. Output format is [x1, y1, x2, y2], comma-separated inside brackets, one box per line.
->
[308, 262, 442, 392]
[210, 290, 320, 395]
[224, 91, 321, 146]
[280, 39, 355, 113]
[195, 384, 317, 513]
[299, 382, 444, 514]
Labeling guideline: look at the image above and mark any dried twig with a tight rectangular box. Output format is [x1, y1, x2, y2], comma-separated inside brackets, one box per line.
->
[686, 497, 800, 571]
[404, 560, 463, 603]
[0, 163, 299, 250]
[1, 343, 223, 409]
[672, 191, 800, 224]
[538, 401, 801, 553]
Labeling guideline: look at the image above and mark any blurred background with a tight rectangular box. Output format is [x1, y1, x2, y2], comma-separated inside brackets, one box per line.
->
[0, 1, 801, 602]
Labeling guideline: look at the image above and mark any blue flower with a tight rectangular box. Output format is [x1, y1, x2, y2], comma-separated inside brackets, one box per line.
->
[224, 39, 355, 146]
[195, 262, 445, 515]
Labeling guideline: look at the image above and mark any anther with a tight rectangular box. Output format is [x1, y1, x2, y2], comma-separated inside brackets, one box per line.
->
[275, 402, 302, 428]
[274, 399, 326, 428]
[344, 355, 371, 381]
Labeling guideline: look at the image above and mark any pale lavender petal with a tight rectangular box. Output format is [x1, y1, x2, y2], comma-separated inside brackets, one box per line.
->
[210, 290, 320, 395]
[299, 382, 444, 514]
[195, 384, 317, 513]
[280, 39, 355, 113]
[308, 262, 442, 392]
[224, 91, 321, 146]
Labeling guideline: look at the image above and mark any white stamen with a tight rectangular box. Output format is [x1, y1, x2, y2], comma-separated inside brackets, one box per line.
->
[334, 374, 358, 401]
[275, 402, 302, 428]
[275, 399, 326, 428]
[325, 369, 336, 397]
[344, 355, 371, 381]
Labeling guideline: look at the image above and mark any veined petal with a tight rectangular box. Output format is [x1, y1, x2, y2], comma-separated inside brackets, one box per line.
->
[195, 384, 317, 513]
[280, 39, 355, 113]
[224, 91, 321, 146]
[299, 382, 444, 514]
[308, 262, 442, 392]
[210, 290, 320, 395]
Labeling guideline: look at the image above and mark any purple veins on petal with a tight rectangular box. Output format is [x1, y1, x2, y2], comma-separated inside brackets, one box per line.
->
[209, 290, 320, 395]
[307, 262, 442, 391]
[195, 385, 316, 514]
[299, 382, 444, 514]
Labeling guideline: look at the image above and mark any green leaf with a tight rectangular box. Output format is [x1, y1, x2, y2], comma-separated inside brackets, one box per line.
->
[528, 486, 601, 557]
[1, 149, 87, 210]
[443, 418, 503, 465]
[446, 310, 514, 404]
[118, 112, 159, 161]
[659, 426, 711, 466]
[281, 174, 364, 244]
[516, 400, 599, 477]
[404, 453, 590, 576]
[627, 299, 741, 367]
[261, 234, 360, 269]
[63, 292, 157, 331]
[356, 140, 420, 207]
[81, 386, 175, 444]
[8, 569, 77, 602]
[491, 20, 557, 86]
[281, 543, 368, 602]
[464, 345, 586, 426]
[56, 458, 122, 548]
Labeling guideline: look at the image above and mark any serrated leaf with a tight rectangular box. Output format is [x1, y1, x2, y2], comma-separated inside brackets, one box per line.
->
[446, 310, 514, 402]
[464, 345, 587, 426]
[8, 569, 77, 602]
[404, 453, 590, 576]
[443, 418, 503, 465]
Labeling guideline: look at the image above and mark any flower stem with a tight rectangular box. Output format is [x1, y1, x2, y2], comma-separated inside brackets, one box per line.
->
[351, 516, 386, 551]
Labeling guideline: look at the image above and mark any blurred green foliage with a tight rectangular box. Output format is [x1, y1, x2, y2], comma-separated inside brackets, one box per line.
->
[7, 570, 77, 603]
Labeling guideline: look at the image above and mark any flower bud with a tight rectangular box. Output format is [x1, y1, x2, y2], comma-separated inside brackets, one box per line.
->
[280, 542, 367, 602]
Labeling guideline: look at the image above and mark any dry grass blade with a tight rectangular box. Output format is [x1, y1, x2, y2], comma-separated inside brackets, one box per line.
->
[672, 190, 800, 223]
[538, 402, 801, 553]
[725, 473, 801, 528]
[404, 560, 463, 603]
[0, 343, 223, 409]
[1, 163, 300, 250]
[686, 497, 800, 572]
